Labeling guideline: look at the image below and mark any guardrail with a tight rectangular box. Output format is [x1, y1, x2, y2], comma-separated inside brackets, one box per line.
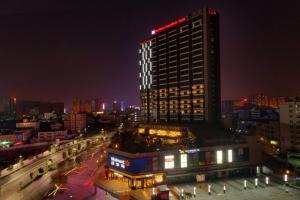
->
[0, 134, 108, 179]
[0, 139, 87, 179]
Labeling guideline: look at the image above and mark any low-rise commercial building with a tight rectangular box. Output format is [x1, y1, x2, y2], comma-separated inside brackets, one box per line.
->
[16, 121, 40, 130]
[38, 129, 69, 142]
[64, 113, 87, 132]
[280, 101, 300, 153]
[106, 124, 262, 189]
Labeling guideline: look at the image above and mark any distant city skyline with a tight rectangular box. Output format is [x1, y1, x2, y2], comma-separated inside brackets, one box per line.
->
[0, 0, 300, 107]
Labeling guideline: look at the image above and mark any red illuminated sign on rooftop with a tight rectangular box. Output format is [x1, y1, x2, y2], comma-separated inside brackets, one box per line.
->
[208, 8, 217, 15]
[151, 17, 187, 35]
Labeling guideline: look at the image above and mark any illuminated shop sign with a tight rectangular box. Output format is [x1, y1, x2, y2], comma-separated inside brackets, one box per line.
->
[179, 148, 200, 154]
[180, 154, 187, 168]
[151, 17, 186, 35]
[110, 157, 130, 169]
[108, 153, 152, 173]
[217, 150, 223, 164]
[164, 155, 174, 169]
[228, 149, 233, 163]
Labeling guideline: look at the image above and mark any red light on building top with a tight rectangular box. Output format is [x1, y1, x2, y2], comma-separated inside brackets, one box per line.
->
[14, 141, 23, 145]
[243, 98, 248, 102]
[151, 17, 187, 35]
[208, 8, 217, 15]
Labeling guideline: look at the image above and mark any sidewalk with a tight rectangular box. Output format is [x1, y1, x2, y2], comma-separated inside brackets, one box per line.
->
[95, 175, 179, 200]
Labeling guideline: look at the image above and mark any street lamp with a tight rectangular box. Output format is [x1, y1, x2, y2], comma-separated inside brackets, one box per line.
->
[244, 180, 247, 190]
[265, 176, 269, 186]
[223, 185, 226, 194]
[255, 178, 258, 188]
[193, 186, 196, 197]
[208, 184, 211, 195]
[181, 188, 184, 199]
[284, 174, 288, 185]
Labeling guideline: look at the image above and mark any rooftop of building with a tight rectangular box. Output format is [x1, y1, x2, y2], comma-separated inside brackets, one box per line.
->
[109, 123, 247, 154]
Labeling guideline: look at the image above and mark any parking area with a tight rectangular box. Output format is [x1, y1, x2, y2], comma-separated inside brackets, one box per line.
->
[171, 176, 300, 200]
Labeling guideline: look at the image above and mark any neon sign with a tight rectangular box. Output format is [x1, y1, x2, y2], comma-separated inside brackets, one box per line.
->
[151, 17, 187, 35]
[208, 8, 217, 15]
[179, 148, 200, 154]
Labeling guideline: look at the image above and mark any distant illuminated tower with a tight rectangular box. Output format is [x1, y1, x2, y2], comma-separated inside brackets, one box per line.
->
[139, 7, 221, 123]
[112, 101, 121, 113]
[72, 98, 82, 113]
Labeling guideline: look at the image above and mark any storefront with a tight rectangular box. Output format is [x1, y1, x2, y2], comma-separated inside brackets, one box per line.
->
[106, 140, 258, 189]
[107, 152, 165, 189]
[108, 168, 165, 189]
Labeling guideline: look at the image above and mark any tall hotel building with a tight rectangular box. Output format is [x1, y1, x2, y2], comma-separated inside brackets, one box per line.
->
[139, 7, 220, 123]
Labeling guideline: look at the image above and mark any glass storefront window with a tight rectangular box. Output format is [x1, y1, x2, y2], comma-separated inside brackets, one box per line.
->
[180, 154, 187, 168]
[164, 155, 175, 169]
[228, 149, 233, 163]
[216, 150, 223, 164]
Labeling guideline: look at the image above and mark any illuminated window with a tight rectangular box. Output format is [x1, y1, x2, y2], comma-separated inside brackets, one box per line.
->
[155, 175, 163, 183]
[227, 149, 233, 163]
[180, 154, 187, 168]
[164, 155, 174, 169]
[216, 150, 223, 164]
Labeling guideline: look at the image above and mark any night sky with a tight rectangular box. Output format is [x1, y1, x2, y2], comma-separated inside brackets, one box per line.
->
[0, 0, 299, 108]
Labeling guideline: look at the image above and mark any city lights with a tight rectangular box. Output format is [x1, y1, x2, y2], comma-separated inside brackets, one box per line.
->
[1, 3, 299, 200]
[255, 178, 258, 188]
[228, 149, 233, 163]
[164, 155, 175, 169]
[244, 179, 247, 190]
[180, 154, 187, 168]
[217, 150, 223, 164]
[266, 176, 269, 185]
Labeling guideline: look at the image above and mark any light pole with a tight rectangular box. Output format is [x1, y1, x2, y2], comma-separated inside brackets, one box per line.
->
[223, 185, 226, 194]
[265, 176, 269, 186]
[181, 188, 184, 199]
[255, 178, 258, 188]
[208, 184, 211, 195]
[284, 174, 288, 185]
[244, 180, 247, 190]
[193, 186, 196, 197]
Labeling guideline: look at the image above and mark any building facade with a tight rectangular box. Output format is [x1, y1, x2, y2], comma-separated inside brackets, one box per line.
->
[38, 130, 69, 142]
[64, 113, 87, 132]
[107, 135, 261, 189]
[139, 7, 221, 123]
[280, 101, 300, 152]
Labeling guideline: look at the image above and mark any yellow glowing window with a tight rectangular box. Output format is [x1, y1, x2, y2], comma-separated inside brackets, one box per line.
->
[270, 140, 278, 145]
[138, 128, 145, 134]
[155, 175, 163, 183]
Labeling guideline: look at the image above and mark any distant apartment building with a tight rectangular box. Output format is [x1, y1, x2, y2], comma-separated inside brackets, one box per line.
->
[256, 121, 280, 155]
[280, 101, 300, 152]
[112, 101, 121, 113]
[243, 94, 287, 109]
[0, 96, 17, 117]
[0, 130, 31, 144]
[64, 113, 87, 132]
[16, 121, 40, 129]
[72, 98, 82, 113]
[73, 98, 104, 113]
[16, 100, 64, 117]
[38, 130, 69, 142]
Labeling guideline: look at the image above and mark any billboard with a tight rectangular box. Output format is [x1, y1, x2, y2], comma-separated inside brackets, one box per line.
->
[108, 153, 153, 174]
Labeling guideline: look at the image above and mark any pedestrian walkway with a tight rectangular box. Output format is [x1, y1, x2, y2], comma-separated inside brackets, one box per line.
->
[170, 177, 300, 200]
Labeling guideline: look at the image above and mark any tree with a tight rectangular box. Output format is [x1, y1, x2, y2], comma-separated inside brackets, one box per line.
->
[38, 167, 44, 174]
